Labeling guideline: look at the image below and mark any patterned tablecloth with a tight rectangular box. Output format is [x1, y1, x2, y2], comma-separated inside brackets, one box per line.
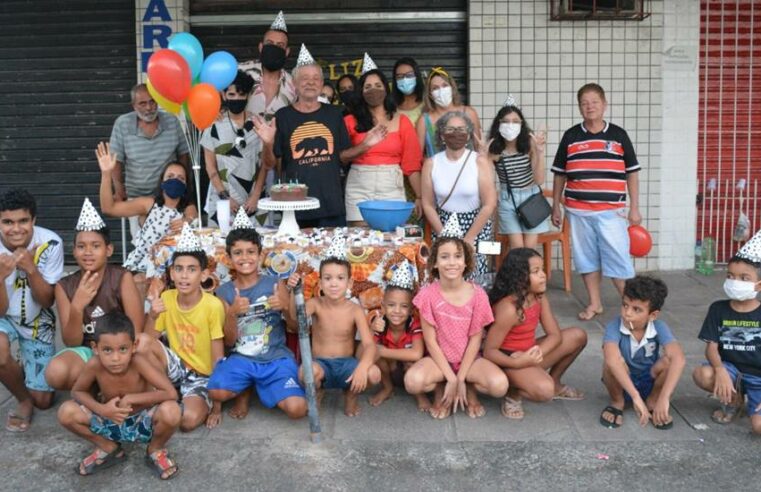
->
[147, 227, 430, 313]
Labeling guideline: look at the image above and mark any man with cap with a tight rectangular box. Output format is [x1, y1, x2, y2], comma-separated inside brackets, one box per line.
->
[255, 45, 386, 228]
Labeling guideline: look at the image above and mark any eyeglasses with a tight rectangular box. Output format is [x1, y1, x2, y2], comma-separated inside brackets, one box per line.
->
[395, 71, 415, 81]
[443, 126, 468, 134]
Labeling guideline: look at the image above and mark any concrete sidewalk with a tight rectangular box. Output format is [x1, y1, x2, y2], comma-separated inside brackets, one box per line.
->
[2, 268, 760, 491]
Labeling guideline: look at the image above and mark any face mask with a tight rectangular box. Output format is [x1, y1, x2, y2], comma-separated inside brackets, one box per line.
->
[363, 88, 386, 107]
[338, 90, 354, 106]
[499, 122, 521, 141]
[431, 86, 453, 107]
[723, 279, 759, 301]
[226, 99, 247, 114]
[317, 96, 330, 104]
[442, 132, 469, 151]
[260, 44, 287, 71]
[396, 78, 416, 95]
[161, 178, 187, 199]
[137, 109, 158, 123]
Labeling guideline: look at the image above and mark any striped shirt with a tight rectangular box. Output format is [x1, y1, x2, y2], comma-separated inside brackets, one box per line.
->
[494, 152, 534, 189]
[109, 112, 189, 198]
[551, 122, 640, 212]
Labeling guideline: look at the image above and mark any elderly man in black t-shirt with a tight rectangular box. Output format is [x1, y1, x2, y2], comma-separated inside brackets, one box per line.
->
[255, 46, 385, 228]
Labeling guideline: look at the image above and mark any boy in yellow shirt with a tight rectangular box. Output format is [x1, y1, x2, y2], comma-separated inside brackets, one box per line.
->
[145, 224, 225, 431]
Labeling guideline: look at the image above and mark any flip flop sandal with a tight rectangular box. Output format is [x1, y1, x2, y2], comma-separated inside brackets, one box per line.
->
[76, 445, 126, 476]
[553, 385, 585, 401]
[5, 411, 32, 433]
[145, 448, 179, 480]
[578, 308, 604, 321]
[599, 405, 623, 428]
[653, 419, 674, 430]
[501, 396, 525, 420]
[711, 403, 742, 424]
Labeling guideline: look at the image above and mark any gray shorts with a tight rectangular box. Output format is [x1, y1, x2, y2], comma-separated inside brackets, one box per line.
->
[161, 344, 211, 409]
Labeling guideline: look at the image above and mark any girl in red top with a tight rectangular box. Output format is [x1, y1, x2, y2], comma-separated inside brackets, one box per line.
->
[484, 248, 588, 420]
[344, 67, 423, 225]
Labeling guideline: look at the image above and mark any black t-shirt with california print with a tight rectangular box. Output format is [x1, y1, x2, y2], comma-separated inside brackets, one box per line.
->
[698, 300, 761, 377]
[273, 103, 349, 220]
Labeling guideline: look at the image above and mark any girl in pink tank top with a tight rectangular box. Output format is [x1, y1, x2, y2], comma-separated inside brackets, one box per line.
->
[483, 248, 588, 420]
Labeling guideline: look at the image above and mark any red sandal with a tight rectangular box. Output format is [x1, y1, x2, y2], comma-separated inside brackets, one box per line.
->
[145, 448, 179, 480]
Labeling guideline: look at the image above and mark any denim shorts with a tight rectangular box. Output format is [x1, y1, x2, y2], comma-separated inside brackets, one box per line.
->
[567, 209, 635, 279]
[316, 357, 359, 390]
[709, 361, 761, 416]
[497, 185, 550, 235]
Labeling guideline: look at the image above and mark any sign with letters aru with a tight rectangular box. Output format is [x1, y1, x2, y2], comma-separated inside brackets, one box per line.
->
[139, 0, 175, 75]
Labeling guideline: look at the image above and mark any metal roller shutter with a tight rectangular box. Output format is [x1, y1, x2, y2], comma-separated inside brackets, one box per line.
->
[0, 0, 135, 262]
[189, 1, 468, 97]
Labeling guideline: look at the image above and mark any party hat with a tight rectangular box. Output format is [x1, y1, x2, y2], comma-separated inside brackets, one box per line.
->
[231, 207, 254, 230]
[76, 198, 106, 232]
[270, 10, 287, 32]
[324, 232, 347, 260]
[361, 52, 378, 74]
[440, 213, 464, 238]
[736, 230, 761, 264]
[503, 94, 517, 107]
[295, 44, 315, 67]
[388, 260, 414, 290]
[176, 222, 202, 252]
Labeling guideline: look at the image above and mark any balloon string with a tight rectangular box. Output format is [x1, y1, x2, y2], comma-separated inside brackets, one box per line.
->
[177, 112, 204, 230]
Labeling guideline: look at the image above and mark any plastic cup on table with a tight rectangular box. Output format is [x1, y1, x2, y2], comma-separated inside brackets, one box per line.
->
[217, 199, 231, 234]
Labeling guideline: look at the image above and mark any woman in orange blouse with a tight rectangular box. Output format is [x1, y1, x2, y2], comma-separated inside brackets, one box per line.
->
[344, 68, 423, 225]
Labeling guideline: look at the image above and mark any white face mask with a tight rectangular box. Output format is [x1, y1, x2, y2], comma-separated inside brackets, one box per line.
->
[723, 278, 759, 301]
[431, 86, 453, 107]
[499, 122, 521, 141]
[317, 96, 330, 104]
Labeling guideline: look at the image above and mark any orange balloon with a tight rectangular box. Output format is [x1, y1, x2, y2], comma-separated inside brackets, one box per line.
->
[186, 83, 221, 130]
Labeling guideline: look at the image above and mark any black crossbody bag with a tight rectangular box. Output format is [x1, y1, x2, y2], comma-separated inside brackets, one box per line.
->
[504, 173, 552, 230]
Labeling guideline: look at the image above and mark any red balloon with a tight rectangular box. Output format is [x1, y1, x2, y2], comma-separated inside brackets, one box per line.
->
[628, 225, 652, 257]
[147, 49, 191, 104]
[186, 83, 221, 130]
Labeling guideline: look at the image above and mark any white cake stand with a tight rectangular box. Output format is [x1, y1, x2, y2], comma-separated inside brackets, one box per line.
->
[257, 197, 320, 236]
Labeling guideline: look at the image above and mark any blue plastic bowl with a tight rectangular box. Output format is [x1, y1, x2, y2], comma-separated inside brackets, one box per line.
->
[357, 200, 414, 232]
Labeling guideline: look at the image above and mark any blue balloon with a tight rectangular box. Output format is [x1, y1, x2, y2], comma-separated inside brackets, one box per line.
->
[200, 51, 238, 91]
[168, 32, 204, 80]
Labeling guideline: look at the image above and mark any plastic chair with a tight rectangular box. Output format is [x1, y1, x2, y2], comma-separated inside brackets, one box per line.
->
[495, 189, 572, 292]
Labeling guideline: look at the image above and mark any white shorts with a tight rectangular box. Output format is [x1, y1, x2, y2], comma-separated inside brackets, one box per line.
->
[344, 164, 405, 222]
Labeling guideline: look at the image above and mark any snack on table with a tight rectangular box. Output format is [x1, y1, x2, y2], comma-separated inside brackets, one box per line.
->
[269, 182, 308, 201]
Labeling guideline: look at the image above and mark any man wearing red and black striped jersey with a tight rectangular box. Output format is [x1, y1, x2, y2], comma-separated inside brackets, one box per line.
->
[551, 83, 641, 321]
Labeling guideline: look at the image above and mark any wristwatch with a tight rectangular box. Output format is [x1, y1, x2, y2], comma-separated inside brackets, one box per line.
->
[217, 190, 230, 200]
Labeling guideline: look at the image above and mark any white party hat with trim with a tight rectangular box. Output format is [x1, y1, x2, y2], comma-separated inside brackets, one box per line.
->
[270, 10, 287, 32]
[440, 213, 464, 238]
[361, 52, 378, 74]
[176, 222, 202, 253]
[324, 232, 347, 260]
[295, 44, 315, 67]
[502, 94, 517, 107]
[736, 230, 761, 264]
[76, 198, 106, 232]
[388, 260, 414, 290]
[231, 207, 254, 230]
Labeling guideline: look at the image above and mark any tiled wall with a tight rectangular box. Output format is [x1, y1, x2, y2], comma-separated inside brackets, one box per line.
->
[469, 0, 699, 271]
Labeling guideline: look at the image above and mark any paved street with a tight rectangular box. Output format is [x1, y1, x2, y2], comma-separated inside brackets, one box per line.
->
[2, 269, 760, 491]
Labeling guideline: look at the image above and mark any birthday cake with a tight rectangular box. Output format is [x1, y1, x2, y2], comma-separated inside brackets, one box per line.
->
[270, 182, 309, 201]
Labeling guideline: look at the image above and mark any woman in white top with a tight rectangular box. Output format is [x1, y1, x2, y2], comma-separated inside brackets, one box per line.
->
[421, 111, 496, 281]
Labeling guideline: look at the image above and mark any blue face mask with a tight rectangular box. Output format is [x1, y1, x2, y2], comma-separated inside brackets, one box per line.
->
[396, 78, 416, 96]
[161, 178, 186, 199]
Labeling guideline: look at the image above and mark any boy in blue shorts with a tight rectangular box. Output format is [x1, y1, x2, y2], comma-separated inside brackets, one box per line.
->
[0, 189, 63, 432]
[57, 312, 181, 480]
[600, 275, 685, 429]
[207, 209, 307, 422]
[288, 234, 381, 417]
[693, 234, 761, 433]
